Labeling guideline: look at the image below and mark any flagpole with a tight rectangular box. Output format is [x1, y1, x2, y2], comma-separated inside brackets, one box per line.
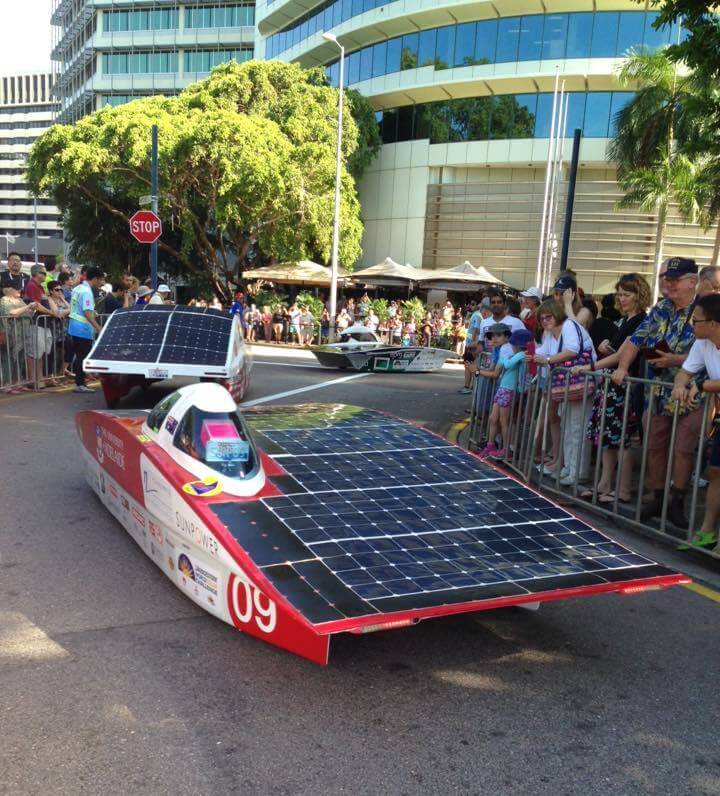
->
[543, 84, 568, 290]
[536, 67, 560, 289]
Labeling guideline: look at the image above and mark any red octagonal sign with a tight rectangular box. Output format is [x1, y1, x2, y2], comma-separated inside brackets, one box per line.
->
[130, 210, 162, 244]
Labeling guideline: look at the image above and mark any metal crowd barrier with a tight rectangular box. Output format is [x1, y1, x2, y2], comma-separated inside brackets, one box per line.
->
[467, 360, 720, 561]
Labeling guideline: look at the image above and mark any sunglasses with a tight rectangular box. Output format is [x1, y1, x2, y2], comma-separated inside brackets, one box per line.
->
[540, 314, 554, 322]
[52, 287, 63, 292]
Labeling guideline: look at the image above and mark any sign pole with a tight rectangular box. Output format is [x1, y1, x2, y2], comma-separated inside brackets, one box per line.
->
[150, 125, 159, 290]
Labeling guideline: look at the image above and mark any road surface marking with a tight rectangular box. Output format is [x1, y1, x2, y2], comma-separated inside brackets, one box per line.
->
[448, 418, 470, 443]
[253, 359, 329, 370]
[683, 582, 720, 603]
[240, 372, 371, 407]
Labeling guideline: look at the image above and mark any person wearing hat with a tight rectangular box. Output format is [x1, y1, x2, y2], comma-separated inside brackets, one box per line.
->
[134, 285, 154, 305]
[519, 287, 542, 334]
[553, 273, 593, 330]
[612, 256, 702, 528]
[148, 284, 172, 305]
[477, 327, 534, 459]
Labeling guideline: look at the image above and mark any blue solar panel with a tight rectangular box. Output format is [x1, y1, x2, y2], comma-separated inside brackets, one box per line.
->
[211, 406, 666, 623]
[89, 306, 232, 366]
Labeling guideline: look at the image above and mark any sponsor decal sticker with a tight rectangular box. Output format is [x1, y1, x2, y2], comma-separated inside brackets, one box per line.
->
[131, 507, 146, 527]
[94, 425, 126, 469]
[182, 477, 222, 497]
[148, 367, 169, 379]
[136, 434, 151, 444]
[149, 520, 163, 544]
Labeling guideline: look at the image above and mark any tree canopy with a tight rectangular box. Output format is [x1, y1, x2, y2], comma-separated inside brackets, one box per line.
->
[26, 60, 381, 296]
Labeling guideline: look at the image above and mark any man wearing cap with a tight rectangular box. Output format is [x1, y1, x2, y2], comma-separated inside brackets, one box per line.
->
[520, 286, 542, 334]
[612, 256, 701, 527]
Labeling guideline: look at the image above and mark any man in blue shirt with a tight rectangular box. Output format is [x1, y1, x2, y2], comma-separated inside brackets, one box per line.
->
[68, 266, 104, 393]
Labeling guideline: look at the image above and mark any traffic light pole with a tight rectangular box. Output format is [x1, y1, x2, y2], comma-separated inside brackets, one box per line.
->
[150, 125, 159, 290]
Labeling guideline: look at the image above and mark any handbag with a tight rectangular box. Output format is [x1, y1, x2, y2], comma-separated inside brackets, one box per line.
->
[550, 321, 595, 403]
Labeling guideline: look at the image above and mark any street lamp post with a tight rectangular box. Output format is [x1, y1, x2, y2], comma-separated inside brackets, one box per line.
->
[322, 32, 344, 341]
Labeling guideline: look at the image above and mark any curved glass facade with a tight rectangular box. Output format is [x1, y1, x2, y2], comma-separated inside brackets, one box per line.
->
[376, 91, 634, 145]
[269, 6, 679, 62]
[323, 11, 681, 87]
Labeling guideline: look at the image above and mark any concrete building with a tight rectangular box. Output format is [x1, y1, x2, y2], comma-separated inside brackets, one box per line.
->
[51, 0, 256, 124]
[0, 73, 63, 262]
[256, 1, 716, 293]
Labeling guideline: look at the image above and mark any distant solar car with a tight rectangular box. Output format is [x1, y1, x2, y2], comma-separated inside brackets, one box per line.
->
[311, 325, 453, 372]
[84, 305, 250, 408]
[76, 383, 689, 664]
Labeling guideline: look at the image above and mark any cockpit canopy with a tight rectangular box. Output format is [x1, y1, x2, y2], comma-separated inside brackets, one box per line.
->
[339, 325, 380, 344]
[144, 382, 263, 495]
[173, 407, 256, 479]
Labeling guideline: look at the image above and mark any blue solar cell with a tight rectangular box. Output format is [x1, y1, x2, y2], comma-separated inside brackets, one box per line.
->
[249, 411, 657, 607]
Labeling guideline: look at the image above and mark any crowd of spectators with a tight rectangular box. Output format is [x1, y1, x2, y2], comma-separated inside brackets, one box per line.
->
[464, 258, 720, 555]
[0, 255, 179, 394]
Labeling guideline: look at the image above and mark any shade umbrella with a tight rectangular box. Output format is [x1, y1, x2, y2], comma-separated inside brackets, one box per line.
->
[418, 260, 510, 291]
[351, 257, 428, 287]
[242, 260, 348, 287]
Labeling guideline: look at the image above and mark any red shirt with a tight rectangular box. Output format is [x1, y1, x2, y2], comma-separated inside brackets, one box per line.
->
[24, 279, 46, 303]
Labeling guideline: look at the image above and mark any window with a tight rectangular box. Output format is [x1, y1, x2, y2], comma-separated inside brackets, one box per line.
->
[565, 93, 587, 135]
[185, 5, 255, 28]
[359, 47, 373, 82]
[400, 33, 418, 70]
[497, 17, 520, 62]
[590, 13, 619, 57]
[347, 50, 361, 84]
[518, 15, 543, 61]
[184, 49, 252, 73]
[474, 20, 498, 64]
[418, 29, 437, 66]
[173, 408, 257, 479]
[616, 12, 645, 56]
[609, 92, 634, 135]
[584, 92, 613, 137]
[566, 13, 593, 57]
[386, 38, 402, 75]
[643, 12, 672, 49]
[454, 23, 476, 67]
[371, 41, 387, 78]
[542, 14, 568, 60]
[147, 393, 181, 434]
[105, 8, 177, 31]
[435, 26, 455, 70]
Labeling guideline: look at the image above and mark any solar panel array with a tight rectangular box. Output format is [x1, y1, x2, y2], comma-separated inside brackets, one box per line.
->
[215, 406, 667, 624]
[90, 306, 232, 366]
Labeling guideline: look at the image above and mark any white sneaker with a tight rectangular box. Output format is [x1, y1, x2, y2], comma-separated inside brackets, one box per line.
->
[73, 385, 95, 393]
[457, 387, 472, 394]
[559, 474, 577, 486]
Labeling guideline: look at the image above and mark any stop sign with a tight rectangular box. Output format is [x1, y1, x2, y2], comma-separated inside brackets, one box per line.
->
[129, 210, 162, 244]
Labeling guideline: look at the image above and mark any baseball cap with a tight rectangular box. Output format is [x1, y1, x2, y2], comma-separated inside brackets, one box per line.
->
[520, 286, 542, 300]
[157, 284, 171, 293]
[553, 274, 577, 291]
[663, 257, 697, 278]
[508, 328, 534, 347]
[485, 322, 511, 337]
[136, 285, 153, 298]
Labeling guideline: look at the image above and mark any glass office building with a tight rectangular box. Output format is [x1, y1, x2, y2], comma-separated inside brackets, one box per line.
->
[51, 1, 255, 124]
[256, 1, 714, 292]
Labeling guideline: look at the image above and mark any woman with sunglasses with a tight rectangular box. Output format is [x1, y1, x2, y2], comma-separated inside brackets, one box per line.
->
[572, 273, 650, 502]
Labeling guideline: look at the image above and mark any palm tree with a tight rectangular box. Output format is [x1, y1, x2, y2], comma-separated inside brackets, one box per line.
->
[609, 50, 702, 299]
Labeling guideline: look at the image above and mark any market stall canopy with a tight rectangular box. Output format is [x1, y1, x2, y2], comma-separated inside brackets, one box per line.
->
[242, 260, 349, 287]
[351, 258, 427, 287]
[418, 260, 510, 291]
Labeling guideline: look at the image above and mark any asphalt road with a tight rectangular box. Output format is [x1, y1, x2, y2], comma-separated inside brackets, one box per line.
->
[1, 347, 719, 796]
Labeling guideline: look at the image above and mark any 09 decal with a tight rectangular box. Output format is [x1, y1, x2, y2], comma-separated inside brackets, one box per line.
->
[227, 573, 277, 634]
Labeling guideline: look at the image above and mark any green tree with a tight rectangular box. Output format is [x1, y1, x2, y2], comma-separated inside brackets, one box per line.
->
[26, 60, 380, 298]
[608, 50, 704, 294]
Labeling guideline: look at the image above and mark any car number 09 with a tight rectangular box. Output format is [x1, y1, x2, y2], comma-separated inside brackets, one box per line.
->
[232, 577, 277, 634]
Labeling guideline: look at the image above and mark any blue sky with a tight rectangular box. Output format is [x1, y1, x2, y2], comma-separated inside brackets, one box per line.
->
[0, 0, 53, 76]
